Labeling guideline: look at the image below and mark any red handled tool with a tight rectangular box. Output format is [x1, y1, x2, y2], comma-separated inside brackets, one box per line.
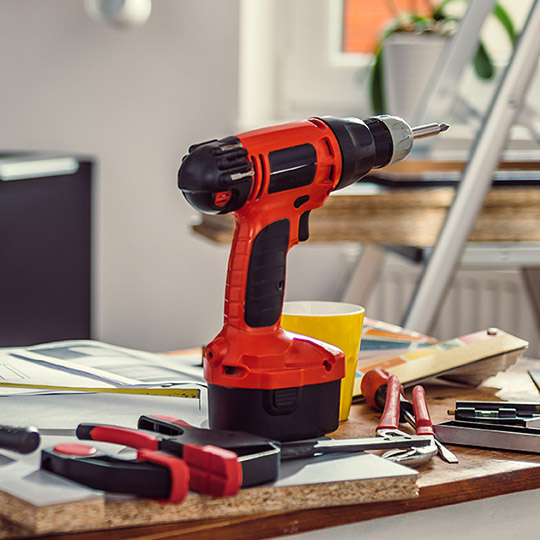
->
[361, 368, 458, 463]
[136, 415, 281, 487]
[42, 417, 279, 500]
[178, 117, 448, 441]
[372, 374, 437, 467]
[42, 422, 243, 502]
[42, 415, 437, 498]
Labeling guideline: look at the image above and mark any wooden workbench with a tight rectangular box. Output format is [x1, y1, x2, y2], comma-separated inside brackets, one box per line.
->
[1, 357, 539, 539]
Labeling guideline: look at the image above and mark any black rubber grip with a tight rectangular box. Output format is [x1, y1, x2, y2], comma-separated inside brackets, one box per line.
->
[41, 449, 172, 499]
[245, 219, 290, 327]
[0, 425, 40, 454]
[75, 423, 96, 441]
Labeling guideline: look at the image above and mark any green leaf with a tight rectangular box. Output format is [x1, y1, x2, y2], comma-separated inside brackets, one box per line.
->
[370, 51, 386, 113]
[493, 2, 517, 44]
[432, 0, 460, 19]
[473, 42, 494, 79]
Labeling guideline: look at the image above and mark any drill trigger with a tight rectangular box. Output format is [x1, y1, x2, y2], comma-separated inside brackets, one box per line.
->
[299, 210, 311, 242]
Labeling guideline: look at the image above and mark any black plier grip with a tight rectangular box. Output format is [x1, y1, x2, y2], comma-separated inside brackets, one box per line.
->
[41, 443, 190, 503]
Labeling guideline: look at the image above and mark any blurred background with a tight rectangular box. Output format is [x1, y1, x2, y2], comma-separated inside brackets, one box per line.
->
[1, 0, 538, 354]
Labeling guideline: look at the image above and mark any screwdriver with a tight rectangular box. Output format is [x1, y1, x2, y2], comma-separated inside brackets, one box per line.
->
[361, 368, 459, 463]
[0, 425, 40, 454]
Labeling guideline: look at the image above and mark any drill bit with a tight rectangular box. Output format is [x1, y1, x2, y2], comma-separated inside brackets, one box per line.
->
[411, 122, 450, 139]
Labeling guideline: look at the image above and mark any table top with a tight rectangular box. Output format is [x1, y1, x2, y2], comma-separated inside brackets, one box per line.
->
[2, 357, 538, 539]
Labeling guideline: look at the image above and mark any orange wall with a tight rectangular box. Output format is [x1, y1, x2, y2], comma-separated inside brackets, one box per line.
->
[342, 0, 431, 53]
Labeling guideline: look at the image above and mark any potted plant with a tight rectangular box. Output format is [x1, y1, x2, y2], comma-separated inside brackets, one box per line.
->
[370, 0, 517, 114]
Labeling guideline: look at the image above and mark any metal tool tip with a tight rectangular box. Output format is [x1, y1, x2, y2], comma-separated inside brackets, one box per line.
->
[411, 122, 450, 139]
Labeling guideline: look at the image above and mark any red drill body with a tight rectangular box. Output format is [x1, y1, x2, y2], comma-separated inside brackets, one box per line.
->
[178, 115, 443, 440]
[205, 119, 347, 393]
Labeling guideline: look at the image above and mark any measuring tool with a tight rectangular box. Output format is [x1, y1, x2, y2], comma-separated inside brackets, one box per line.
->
[0, 382, 201, 399]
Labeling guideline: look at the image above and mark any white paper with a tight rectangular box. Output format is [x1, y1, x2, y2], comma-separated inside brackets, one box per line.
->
[0, 340, 205, 396]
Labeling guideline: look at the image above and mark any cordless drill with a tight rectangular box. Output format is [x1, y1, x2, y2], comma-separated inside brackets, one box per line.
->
[178, 115, 447, 441]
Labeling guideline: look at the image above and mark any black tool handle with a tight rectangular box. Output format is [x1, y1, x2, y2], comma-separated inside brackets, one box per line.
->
[41, 446, 187, 502]
[0, 425, 40, 454]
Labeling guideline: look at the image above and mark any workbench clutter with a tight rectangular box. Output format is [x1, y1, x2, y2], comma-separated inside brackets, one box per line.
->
[2, 348, 538, 538]
[0, 284, 531, 534]
[0, 328, 535, 537]
[1, 388, 421, 536]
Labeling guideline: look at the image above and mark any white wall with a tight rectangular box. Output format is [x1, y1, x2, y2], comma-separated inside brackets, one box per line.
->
[0, 0, 241, 351]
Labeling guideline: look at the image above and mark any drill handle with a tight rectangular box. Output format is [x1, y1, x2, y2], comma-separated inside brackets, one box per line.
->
[226, 216, 292, 330]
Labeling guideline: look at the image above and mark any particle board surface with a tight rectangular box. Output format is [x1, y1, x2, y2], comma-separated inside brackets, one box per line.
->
[0, 450, 417, 536]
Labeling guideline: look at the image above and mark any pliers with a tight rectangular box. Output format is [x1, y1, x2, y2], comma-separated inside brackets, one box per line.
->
[374, 374, 437, 467]
[362, 367, 459, 463]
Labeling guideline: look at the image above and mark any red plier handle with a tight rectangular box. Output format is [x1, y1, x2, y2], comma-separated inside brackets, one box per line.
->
[377, 378, 435, 437]
[412, 385, 434, 436]
[77, 423, 242, 498]
[377, 375, 402, 430]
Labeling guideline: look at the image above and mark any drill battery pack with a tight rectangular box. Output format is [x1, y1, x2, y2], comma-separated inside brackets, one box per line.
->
[207, 379, 341, 442]
[204, 326, 345, 441]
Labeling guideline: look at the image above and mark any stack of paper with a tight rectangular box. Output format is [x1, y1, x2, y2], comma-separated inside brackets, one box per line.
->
[0, 341, 205, 397]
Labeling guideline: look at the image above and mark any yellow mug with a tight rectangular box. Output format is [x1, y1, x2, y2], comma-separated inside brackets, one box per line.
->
[281, 301, 365, 422]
